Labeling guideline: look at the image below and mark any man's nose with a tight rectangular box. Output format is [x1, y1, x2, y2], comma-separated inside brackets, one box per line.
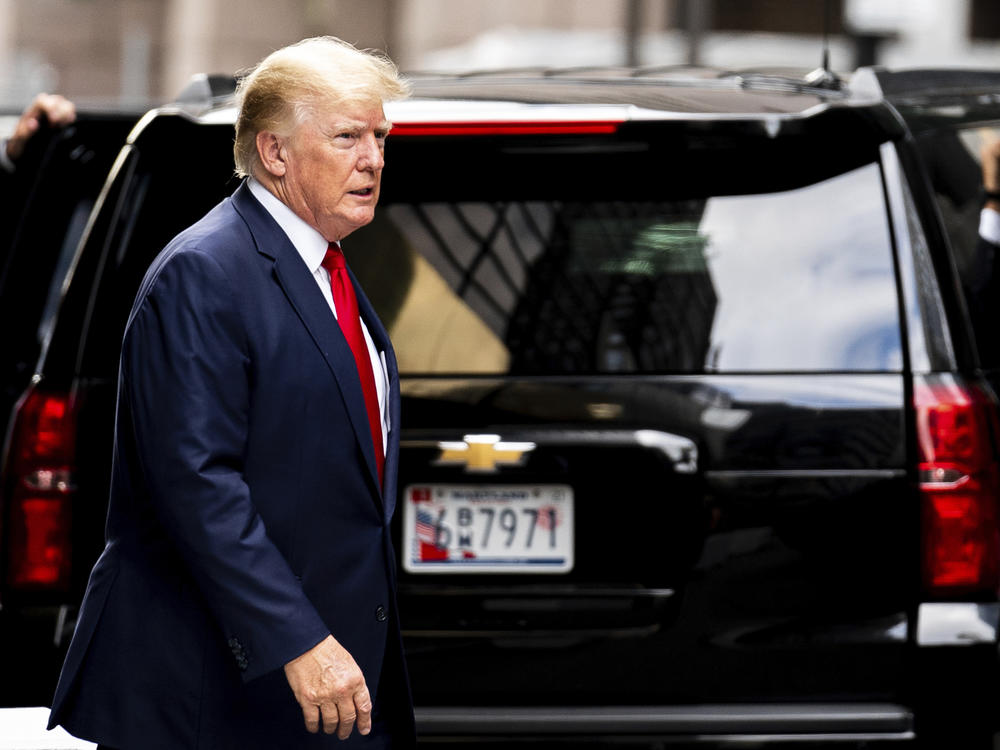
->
[358, 134, 385, 171]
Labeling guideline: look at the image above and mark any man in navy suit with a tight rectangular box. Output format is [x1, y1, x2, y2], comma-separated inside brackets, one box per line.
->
[48, 37, 413, 748]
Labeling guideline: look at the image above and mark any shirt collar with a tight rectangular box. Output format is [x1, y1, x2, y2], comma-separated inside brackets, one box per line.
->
[247, 177, 331, 273]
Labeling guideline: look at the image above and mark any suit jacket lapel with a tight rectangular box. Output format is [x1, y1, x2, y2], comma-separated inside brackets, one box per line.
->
[349, 264, 401, 518]
[231, 183, 384, 503]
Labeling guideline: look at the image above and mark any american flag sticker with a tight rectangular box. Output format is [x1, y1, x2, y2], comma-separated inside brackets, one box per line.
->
[403, 484, 574, 574]
[414, 504, 448, 561]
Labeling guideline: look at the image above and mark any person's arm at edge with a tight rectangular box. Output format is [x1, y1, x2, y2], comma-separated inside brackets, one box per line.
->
[0, 137, 15, 173]
[2, 93, 76, 172]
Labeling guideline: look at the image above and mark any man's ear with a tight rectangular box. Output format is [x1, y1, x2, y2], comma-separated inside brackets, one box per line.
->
[256, 131, 287, 177]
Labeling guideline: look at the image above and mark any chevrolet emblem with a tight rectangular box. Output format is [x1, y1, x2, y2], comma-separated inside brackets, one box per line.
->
[435, 434, 536, 473]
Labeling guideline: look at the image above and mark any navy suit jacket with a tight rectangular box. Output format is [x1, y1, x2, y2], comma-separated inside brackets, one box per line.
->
[49, 183, 413, 748]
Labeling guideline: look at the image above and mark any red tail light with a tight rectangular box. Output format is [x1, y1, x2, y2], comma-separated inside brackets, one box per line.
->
[916, 375, 1000, 596]
[2, 385, 77, 590]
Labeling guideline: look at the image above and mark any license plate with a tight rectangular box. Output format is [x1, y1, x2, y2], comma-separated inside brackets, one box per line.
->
[403, 484, 574, 573]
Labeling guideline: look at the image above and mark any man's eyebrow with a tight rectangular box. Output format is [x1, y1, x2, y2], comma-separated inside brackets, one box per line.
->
[325, 119, 393, 133]
[329, 120, 364, 131]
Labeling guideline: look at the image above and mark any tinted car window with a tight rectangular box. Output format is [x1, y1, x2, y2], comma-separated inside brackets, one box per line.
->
[68, 117, 900, 379]
[73, 119, 239, 377]
[0, 115, 134, 410]
[352, 158, 899, 374]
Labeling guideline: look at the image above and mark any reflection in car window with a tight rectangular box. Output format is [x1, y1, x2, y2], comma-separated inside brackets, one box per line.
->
[353, 161, 900, 375]
[36, 199, 93, 349]
[701, 163, 899, 372]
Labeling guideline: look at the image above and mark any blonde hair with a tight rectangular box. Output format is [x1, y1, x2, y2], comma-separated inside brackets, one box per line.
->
[233, 36, 409, 178]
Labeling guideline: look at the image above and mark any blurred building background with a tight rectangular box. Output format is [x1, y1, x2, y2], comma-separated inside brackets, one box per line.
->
[1, 0, 999, 108]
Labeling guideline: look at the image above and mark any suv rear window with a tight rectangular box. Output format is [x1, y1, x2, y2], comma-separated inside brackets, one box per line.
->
[74, 117, 902, 379]
[353, 153, 899, 375]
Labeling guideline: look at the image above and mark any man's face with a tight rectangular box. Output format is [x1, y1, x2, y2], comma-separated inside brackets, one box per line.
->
[279, 100, 390, 242]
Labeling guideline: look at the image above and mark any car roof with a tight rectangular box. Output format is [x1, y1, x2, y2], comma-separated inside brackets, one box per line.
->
[126, 64, 1000, 151]
[131, 66, 888, 141]
[402, 67, 857, 115]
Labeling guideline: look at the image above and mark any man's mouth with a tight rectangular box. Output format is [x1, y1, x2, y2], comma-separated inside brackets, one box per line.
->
[349, 188, 374, 197]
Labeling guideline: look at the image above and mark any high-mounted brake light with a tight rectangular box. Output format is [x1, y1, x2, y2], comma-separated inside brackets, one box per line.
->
[916, 375, 1000, 596]
[390, 121, 622, 137]
[2, 385, 77, 591]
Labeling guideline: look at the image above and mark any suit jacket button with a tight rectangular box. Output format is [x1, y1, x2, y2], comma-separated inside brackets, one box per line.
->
[375, 605, 387, 622]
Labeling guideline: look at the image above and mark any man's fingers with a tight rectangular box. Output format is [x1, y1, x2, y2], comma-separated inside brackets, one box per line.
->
[7, 94, 76, 162]
[336, 699, 356, 740]
[15, 117, 39, 138]
[32, 93, 76, 127]
[301, 701, 321, 734]
[321, 701, 341, 735]
[46, 98, 76, 126]
[284, 635, 373, 739]
[355, 687, 373, 736]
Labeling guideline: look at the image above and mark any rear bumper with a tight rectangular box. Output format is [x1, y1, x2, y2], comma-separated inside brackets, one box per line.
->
[415, 703, 915, 744]
[411, 604, 1000, 744]
[908, 602, 1000, 740]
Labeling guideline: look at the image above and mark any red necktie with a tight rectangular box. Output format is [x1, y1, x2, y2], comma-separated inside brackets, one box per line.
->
[322, 243, 384, 487]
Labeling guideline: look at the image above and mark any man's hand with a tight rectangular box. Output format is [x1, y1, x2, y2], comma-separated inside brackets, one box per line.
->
[982, 138, 1000, 214]
[6, 93, 76, 163]
[283, 634, 373, 739]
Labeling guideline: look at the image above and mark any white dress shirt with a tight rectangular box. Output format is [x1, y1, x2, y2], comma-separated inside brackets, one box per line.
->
[248, 178, 389, 453]
[980, 207, 1000, 246]
[0, 138, 15, 173]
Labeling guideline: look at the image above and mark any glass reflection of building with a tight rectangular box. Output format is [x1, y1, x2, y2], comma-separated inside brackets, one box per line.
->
[505, 203, 718, 374]
[352, 200, 719, 376]
[350, 162, 900, 377]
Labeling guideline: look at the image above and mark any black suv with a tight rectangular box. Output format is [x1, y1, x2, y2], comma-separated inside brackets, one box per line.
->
[5, 68, 1000, 746]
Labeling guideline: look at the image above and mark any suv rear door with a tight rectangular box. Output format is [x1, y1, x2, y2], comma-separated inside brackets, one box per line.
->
[348, 110, 918, 730]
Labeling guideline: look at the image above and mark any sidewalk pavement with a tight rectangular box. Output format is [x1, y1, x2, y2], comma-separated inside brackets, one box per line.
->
[0, 708, 94, 750]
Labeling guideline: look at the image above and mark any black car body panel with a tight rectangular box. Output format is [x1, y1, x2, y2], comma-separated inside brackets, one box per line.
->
[393, 372, 912, 705]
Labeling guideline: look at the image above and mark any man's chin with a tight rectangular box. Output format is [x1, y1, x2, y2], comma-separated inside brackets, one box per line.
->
[330, 214, 377, 241]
